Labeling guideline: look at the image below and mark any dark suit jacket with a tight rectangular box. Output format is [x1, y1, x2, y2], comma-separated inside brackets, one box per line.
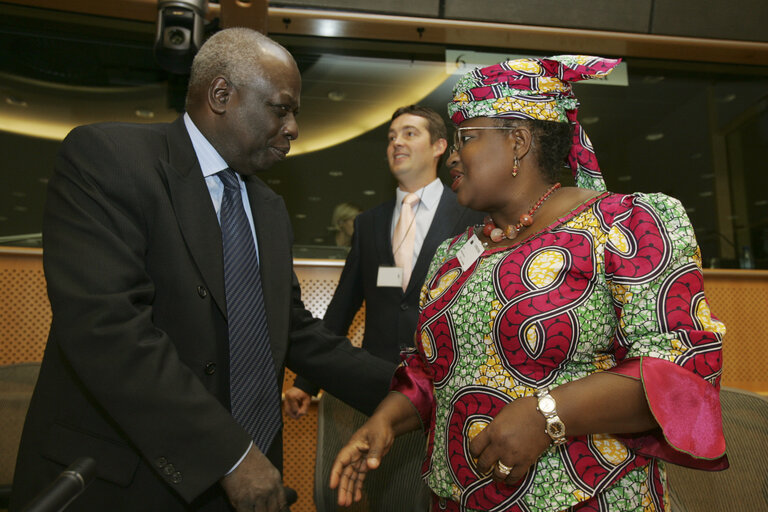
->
[295, 186, 484, 395]
[10, 117, 395, 512]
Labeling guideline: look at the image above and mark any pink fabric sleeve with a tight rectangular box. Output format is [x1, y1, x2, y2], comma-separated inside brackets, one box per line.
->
[390, 351, 435, 430]
[608, 357, 728, 470]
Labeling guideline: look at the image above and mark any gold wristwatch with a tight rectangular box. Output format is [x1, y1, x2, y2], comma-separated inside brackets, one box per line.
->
[535, 388, 567, 446]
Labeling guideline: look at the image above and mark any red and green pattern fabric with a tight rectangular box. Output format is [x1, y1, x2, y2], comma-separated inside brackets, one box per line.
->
[392, 192, 727, 512]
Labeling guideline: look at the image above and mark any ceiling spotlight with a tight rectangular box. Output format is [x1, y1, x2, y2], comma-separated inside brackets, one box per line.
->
[135, 109, 156, 119]
[327, 91, 347, 102]
[362, 190, 376, 196]
[154, 0, 207, 74]
[645, 133, 664, 142]
[5, 96, 28, 107]
[329, 171, 343, 177]
[581, 116, 599, 125]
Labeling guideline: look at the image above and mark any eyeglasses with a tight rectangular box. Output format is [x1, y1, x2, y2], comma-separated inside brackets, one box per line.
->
[450, 126, 518, 153]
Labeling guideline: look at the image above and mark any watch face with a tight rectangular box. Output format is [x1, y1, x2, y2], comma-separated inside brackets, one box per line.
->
[547, 419, 566, 438]
[538, 395, 556, 414]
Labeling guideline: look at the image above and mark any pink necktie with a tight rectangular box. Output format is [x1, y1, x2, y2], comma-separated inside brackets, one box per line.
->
[392, 193, 419, 291]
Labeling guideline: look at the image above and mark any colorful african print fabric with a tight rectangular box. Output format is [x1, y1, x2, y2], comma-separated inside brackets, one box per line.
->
[392, 192, 727, 512]
[447, 55, 621, 192]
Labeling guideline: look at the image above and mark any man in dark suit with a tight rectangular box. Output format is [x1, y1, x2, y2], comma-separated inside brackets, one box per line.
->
[10, 28, 395, 512]
[284, 106, 484, 511]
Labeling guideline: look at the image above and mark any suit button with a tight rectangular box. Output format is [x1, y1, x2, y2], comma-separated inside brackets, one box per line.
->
[197, 285, 208, 298]
[171, 472, 183, 484]
[204, 362, 217, 375]
[400, 303, 409, 311]
[156, 457, 167, 468]
[163, 464, 175, 475]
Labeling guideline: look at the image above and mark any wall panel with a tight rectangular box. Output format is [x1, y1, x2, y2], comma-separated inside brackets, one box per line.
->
[652, 0, 768, 42]
[443, 0, 652, 33]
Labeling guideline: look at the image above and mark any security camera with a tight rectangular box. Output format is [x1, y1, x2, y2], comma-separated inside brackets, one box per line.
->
[154, 0, 207, 74]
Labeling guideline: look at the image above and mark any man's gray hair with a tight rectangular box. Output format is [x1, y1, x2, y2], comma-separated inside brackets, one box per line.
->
[187, 28, 285, 99]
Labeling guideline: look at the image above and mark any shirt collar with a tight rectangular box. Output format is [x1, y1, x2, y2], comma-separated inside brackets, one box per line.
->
[183, 112, 229, 179]
[395, 178, 443, 211]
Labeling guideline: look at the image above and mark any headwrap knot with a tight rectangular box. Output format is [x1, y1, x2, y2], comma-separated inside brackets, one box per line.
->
[448, 55, 621, 191]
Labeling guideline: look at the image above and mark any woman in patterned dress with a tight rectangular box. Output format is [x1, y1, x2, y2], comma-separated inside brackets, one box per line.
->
[330, 56, 728, 512]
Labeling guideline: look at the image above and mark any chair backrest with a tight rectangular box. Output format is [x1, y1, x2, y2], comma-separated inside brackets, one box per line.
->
[0, 362, 41, 489]
[667, 386, 768, 510]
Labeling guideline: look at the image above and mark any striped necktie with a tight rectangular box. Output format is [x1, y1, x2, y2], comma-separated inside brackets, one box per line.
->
[218, 168, 281, 454]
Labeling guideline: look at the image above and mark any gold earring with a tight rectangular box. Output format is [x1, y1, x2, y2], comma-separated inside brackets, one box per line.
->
[512, 156, 519, 177]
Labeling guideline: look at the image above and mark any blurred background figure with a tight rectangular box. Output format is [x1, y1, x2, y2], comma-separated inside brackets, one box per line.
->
[330, 202, 362, 248]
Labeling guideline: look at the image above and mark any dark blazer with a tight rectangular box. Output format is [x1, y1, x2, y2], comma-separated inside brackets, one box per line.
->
[295, 186, 484, 394]
[10, 117, 395, 512]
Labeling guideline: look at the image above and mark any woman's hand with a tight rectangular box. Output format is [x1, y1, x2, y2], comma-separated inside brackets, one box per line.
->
[469, 396, 551, 485]
[329, 414, 395, 506]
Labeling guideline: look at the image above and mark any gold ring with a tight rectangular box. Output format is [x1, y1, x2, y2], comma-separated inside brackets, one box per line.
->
[496, 460, 513, 477]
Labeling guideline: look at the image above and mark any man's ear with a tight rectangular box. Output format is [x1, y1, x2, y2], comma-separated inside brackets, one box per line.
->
[433, 137, 448, 159]
[208, 77, 231, 115]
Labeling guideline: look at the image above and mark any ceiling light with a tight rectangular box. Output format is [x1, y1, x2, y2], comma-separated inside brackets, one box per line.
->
[13, 206, 28, 212]
[686, 207, 696, 213]
[308, 196, 321, 202]
[313, 238, 325, 243]
[329, 171, 343, 177]
[721, 94, 736, 102]
[327, 91, 346, 102]
[135, 109, 155, 119]
[581, 116, 599, 125]
[699, 191, 713, 197]
[363, 190, 376, 196]
[11, 191, 26, 198]
[5, 96, 28, 107]
[267, 179, 281, 185]
[645, 133, 664, 142]
[311, 19, 344, 37]
[295, 213, 307, 219]
[755, 199, 768, 206]
[38, 178, 49, 184]
[617, 175, 632, 182]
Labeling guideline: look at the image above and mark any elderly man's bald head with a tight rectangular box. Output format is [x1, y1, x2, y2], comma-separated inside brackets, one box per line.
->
[186, 28, 294, 107]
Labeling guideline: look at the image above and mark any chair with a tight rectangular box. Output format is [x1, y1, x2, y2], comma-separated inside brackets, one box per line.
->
[667, 386, 768, 510]
[0, 362, 41, 509]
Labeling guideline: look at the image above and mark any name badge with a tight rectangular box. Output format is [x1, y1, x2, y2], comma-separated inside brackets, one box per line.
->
[456, 234, 484, 271]
[377, 266, 404, 287]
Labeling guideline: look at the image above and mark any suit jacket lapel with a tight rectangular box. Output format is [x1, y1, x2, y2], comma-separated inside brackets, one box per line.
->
[375, 199, 396, 267]
[405, 185, 465, 296]
[158, 117, 227, 316]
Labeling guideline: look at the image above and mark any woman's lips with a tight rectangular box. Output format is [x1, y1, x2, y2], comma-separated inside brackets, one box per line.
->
[450, 169, 464, 191]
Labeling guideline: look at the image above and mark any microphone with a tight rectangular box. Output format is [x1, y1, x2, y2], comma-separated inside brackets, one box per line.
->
[21, 457, 96, 512]
[284, 486, 298, 506]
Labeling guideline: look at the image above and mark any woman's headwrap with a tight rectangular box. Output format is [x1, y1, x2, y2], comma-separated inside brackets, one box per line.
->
[448, 55, 621, 191]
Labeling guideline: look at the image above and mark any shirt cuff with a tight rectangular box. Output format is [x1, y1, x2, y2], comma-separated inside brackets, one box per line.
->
[226, 441, 253, 475]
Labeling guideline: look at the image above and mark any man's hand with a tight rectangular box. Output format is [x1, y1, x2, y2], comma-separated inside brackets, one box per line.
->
[221, 446, 286, 512]
[283, 386, 312, 419]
